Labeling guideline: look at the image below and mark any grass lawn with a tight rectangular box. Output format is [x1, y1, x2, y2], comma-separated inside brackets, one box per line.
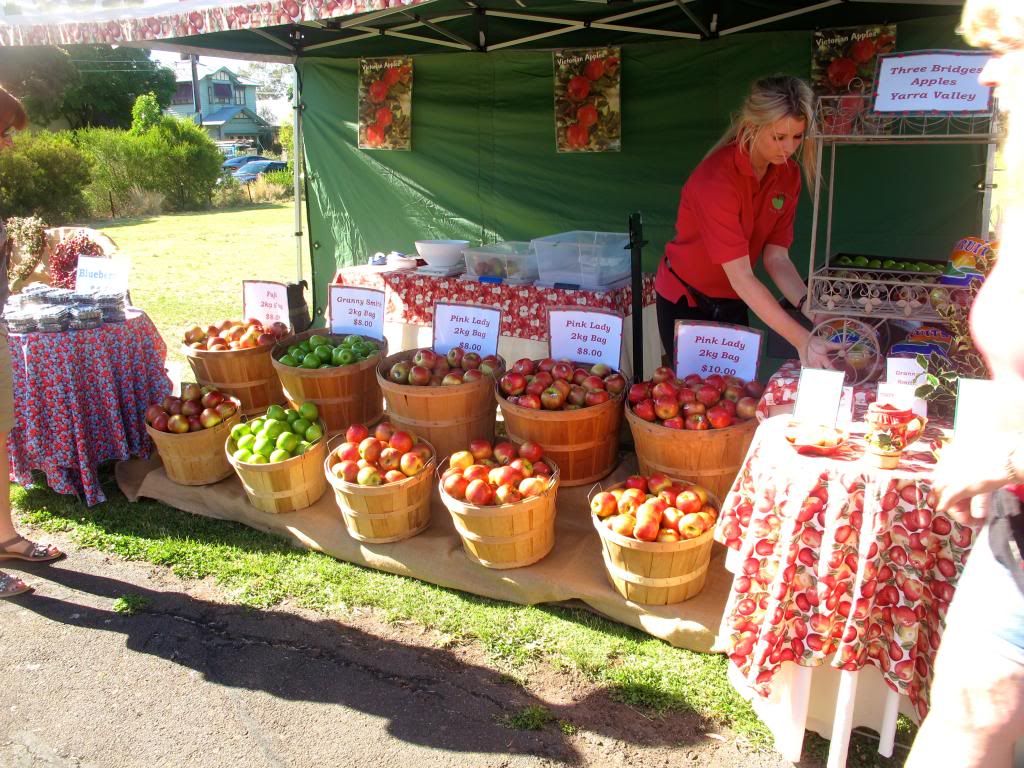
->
[15, 204, 912, 766]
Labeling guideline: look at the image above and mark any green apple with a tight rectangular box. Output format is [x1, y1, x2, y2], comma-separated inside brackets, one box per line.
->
[236, 433, 256, 452]
[262, 419, 286, 440]
[291, 418, 312, 436]
[284, 408, 300, 423]
[299, 402, 319, 422]
[249, 454, 268, 464]
[269, 449, 291, 463]
[252, 435, 274, 458]
[304, 423, 323, 442]
[276, 431, 299, 453]
[230, 423, 251, 441]
[233, 448, 253, 463]
[266, 404, 288, 421]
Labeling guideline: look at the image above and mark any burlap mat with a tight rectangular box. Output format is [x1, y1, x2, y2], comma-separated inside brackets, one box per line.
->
[115, 454, 729, 652]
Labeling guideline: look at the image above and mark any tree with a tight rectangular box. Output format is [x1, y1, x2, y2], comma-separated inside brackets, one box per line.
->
[0, 47, 77, 125]
[238, 62, 294, 102]
[131, 92, 162, 134]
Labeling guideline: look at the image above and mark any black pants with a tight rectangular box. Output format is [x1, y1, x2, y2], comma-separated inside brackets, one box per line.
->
[656, 293, 749, 366]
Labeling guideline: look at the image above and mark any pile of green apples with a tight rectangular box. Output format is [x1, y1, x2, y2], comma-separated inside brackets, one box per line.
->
[228, 402, 324, 464]
[277, 334, 380, 369]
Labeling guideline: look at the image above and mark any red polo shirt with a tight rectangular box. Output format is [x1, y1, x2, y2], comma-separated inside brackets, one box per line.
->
[655, 142, 802, 305]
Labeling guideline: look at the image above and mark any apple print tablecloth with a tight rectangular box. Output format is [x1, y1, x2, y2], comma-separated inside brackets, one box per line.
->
[333, 267, 656, 340]
[715, 416, 972, 720]
[8, 310, 172, 506]
[756, 360, 878, 421]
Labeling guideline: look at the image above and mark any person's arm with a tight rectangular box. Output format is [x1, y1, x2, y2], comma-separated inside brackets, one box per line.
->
[933, 432, 1024, 525]
[762, 244, 808, 308]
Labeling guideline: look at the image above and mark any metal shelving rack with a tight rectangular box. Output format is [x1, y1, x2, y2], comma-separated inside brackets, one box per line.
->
[805, 95, 1003, 324]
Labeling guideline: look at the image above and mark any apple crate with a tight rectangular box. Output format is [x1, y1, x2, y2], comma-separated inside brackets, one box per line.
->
[376, 350, 505, 461]
[225, 421, 328, 514]
[184, 343, 285, 417]
[497, 391, 622, 487]
[272, 329, 387, 435]
[145, 399, 241, 486]
[463, 242, 538, 283]
[438, 456, 560, 569]
[589, 481, 717, 605]
[624, 407, 756, 502]
[324, 437, 437, 543]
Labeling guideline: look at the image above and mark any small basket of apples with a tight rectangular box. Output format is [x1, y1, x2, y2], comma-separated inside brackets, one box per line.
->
[590, 472, 719, 605]
[437, 437, 559, 569]
[324, 421, 436, 543]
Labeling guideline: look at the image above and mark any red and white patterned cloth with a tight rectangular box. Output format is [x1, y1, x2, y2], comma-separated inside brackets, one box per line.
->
[333, 266, 656, 342]
[715, 416, 972, 721]
[756, 360, 878, 422]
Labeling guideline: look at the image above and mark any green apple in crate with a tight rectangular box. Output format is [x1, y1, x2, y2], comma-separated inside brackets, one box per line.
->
[228, 402, 323, 463]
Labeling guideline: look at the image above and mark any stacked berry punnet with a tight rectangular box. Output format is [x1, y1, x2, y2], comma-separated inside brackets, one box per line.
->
[591, 473, 719, 542]
[387, 346, 502, 387]
[183, 318, 290, 351]
[439, 438, 555, 505]
[277, 333, 381, 369]
[627, 368, 764, 430]
[227, 402, 323, 464]
[498, 357, 627, 410]
[146, 383, 238, 433]
[328, 422, 434, 485]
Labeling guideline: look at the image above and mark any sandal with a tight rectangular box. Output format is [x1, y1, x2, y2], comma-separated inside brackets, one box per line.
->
[0, 535, 64, 564]
[0, 571, 32, 598]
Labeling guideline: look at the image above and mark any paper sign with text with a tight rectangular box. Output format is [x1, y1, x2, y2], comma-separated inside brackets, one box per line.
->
[877, 381, 927, 418]
[887, 357, 926, 388]
[328, 286, 385, 338]
[674, 321, 762, 382]
[873, 50, 993, 114]
[432, 302, 501, 357]
[548, 308, 623, 369]
[839, 386, 855, 425]
[75, 256, 128, 294]
[954, 377, 996, 439]
[792, 368, 846, 426]
[243, 281, 289, 328]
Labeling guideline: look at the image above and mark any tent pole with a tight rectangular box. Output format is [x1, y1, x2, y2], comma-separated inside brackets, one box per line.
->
[628, 212, 647, 381]
[293, 65, 303, 285]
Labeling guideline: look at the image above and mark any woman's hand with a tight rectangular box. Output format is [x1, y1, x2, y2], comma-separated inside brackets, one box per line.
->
[932, 434, 1021, 526]
[800, 333, 835, 369]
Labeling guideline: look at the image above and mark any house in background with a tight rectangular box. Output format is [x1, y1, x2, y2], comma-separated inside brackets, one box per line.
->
[166, 60, 274, 149]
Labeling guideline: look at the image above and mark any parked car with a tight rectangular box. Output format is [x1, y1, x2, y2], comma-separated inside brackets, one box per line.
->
[233, 160, 287, 184]
[222, 154, 268, 170]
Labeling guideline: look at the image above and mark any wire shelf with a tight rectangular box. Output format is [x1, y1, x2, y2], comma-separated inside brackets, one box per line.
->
[807, 266, 948, 322]
[814, 95, 1003, 143]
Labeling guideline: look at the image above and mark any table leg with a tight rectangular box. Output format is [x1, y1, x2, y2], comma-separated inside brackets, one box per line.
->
[827, 670, 859, 768]
[877, 687, 901, 758]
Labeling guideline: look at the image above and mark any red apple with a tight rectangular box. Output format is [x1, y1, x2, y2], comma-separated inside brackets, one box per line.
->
[493, 441, 518, 466]
[705, 374, 726, 392]
[603, 374, 627, 396]
[270, 321, 290, 339]
[541, 387, 565, 410]
[336, 442, 360, 462]
[677, 387, 697, 405]
[446, 347, 464, 368]
[518, 441, 544, 463]
[533, 371, 554, 388]
[374, 422, 396, 443]
[215, 401, 237, 420]
[152, 413, 170, 432]
[512, 358, 535, 376]
[335, 459, 359, 483]
[199, 408, 222, 428]
[707, 405, 733, 429]
[442, 472, 469, 499]
[408, 365, 431, 386]
[584, 390, 611, 407]
[500, 372, 527, 397]
[411, 442, 432, 463]
[651, 380, 678, 400]
[567, 385, 587, 406]
[651, 366, 676, 384]
[357, 465, 383, 486]
[167, 414, 190, 433]
[450, 450, 475, 471]
[648, 473, 672, 494]
[465, 478, 494, 506]
[525, 379, 546, 397]
[627, 383, 651, 405]
[532, 461, 553, 478]
[633, 399, 657, 422]
[462, 369, 484, 383]
[682, 401, 706, 417]
[653, 395, 679, 421]
[551, 361, 573, 381]
[388, 361, 411, 384]
[591, 491, 618, 518]
[572, 368, 589, 386]
[696, 385, 721, 407]
[181, 399, 201, 418]
[359, 437, 382, 462]
[432, 356, 450, 376]
[519, 477, 548, 498]
[537, 358, 556, 373]
[442, 372, 464, 386]
[346, 424, 370, 444]
[412, 349, 438, 369]
[462, 352, 481, 370]
[683, 374, 704, 388]
[145, 405, 166, 425]
[662, 416, 685, 429]
[181, 382, 202, 402]
[744, 380, 765, 399]
[722, 384, 744, 403]
[675, 490, 702, 514]
[188, 416, 203, 432]
[494, 483, 522, 505]
[379, 447, 402, 472]
[400, 451, 425, 476]
[736, 397, 758, 420]
[685, 414, 709, 430]
[384, 469, 407, 484]
[479, 355, 502, 377]
[509, 457, 533, 478]
[719, 399, 737, 418]
[463, 464, 490, 483]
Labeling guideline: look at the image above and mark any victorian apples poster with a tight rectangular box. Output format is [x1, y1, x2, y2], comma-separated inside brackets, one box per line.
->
[358, 57, 413, 150]
[811, 25, 896, 96]
[553, 47, 621, 153]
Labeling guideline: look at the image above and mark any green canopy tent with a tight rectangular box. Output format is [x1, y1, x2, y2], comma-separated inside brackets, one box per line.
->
[2, 1, 978, 372]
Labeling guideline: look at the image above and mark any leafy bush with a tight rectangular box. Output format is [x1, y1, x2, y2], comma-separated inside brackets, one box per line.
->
[74, 127, 154, 217]
[212, 174, 248, 208]
[140, 116, 223, 211]
[0, 131, 91, 223]
[261, 168, 293, 191]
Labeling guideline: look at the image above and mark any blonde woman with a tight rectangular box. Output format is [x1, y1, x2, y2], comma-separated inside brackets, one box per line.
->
[655, 75, 832, 368]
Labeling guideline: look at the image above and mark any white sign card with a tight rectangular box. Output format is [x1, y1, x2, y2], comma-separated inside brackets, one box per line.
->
[674, 320, 762, 382]
[839, 386, 855, 425]
[876, 381, 927, 418]
[432, 302, 501, 357]
[548, 308, 623, 369]
[873, 50, 993, 114]
[75, 256, 128, 293]
[954, 377, 996, 439]
[328, 286, 385, 338]
[886, 357, 926, 388]
[792, 368, 846, 426]
[242, 280, 289, 327]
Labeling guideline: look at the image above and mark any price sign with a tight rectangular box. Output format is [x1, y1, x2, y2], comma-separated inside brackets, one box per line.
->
[873, 50, 993, 115]
[328, 286, 385, 338]
[75, 256, 128, 293]
[886, 357, 926, 388]
[548, 308, 623, 369]
[243, 280, 289, 328]
[432, 302, 501, 357]
[674, 321, 762, 382]
[792, 368, 845, 427]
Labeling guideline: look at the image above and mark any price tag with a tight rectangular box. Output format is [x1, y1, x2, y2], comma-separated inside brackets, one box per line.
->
[886, 357, 926, 388]
[432, 302, 501, 357]
[877, 381, 928, 418]
[328, 286, 385, 338]
[792, 368, 845, 426]
[548, 308, 623, 369]
[954, 377, 996, 439]
[75, 256, 128, 293]
[674, 321, 762, 382]
[243, 280, 289, 327]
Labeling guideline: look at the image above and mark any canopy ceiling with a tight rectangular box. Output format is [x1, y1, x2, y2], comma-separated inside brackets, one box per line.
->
[1, 0, 964, 60]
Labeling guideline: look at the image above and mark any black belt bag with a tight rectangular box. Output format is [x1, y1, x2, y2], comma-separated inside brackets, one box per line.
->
[662, 256, 743, 321]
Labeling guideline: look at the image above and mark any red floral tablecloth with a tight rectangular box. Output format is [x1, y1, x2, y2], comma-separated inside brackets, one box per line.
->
[756, 360, 878, 422]
[8, 310, 172, 506]
[333, 266, 656, 341]
[715, 416, 972, 720]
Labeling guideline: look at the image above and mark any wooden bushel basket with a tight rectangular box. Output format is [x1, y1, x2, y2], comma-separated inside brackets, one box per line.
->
[324, 437, 436, 543]
[184, 343, 286, 417]
[438, 458, 560, 569]
[145, 400, 241, 486]
[376, 351, 505, 460]
[225, 423, 328, 513]
[498, 392, 622, 487]
[272, 330, 387, 435]
[625, 407, 757, 502]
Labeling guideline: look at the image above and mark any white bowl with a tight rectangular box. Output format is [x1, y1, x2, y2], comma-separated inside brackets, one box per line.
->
[414, 240, 470, 268]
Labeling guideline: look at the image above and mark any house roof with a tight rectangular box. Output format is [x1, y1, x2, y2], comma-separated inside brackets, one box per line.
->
[170, 60, 258, 86]
[202, 105, 271, 127]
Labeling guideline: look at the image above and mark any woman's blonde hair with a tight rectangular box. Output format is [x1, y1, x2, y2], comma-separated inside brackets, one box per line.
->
[708, 75, 818, 185]
[960, 0, 1024, 52]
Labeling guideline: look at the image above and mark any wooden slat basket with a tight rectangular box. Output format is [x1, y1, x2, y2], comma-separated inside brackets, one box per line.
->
[376, 351, 505, 460]
[438, 457, 560, 569]
[625, 407, 756, 502]
[225, 422, 328, 513]
[272, 330, 387, 435]
[184, 344, 285, 417]
[145, 401, 241, 486]
[498, 392, 622, 487]
[324, 437, 437, 543]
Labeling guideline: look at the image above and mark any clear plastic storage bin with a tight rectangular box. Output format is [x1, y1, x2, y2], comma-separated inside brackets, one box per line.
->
[462, 242, 539, 282]
[531, 231, 630, 289]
